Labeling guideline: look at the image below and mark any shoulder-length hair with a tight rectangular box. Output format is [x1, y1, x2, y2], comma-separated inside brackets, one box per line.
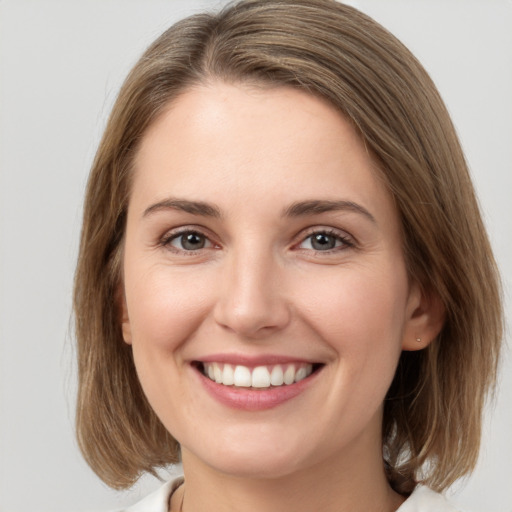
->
[74, 0, 503, 493]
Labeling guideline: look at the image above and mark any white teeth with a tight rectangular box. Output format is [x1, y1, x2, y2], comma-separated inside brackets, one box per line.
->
[202, 362, 315, 389]
[233, 365, 252, 387]
[295, 365, 312, 382]
[213, 363, 223, 383]
[222, 363, 234, 385]
[251, 366, 271, 388]
[283, 365, 295, 385]
[270, 365, 284, 386]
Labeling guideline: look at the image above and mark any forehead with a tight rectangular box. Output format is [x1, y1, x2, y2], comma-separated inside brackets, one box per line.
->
[136, 82, 355, 165]
[131, 81, 394, 221]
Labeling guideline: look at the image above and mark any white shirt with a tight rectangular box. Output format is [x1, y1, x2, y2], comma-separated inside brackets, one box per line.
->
[122, 477, 461, 511]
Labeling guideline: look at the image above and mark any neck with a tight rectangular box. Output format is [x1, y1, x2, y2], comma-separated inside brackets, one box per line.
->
[179, 430, 405, 512]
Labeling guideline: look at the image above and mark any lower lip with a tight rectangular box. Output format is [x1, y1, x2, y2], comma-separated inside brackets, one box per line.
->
[196, 367, 320, 411]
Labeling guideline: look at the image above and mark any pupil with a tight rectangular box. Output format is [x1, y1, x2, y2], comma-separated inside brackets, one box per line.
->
[182, 233, 204, 250]
[312, 233, 335, 250]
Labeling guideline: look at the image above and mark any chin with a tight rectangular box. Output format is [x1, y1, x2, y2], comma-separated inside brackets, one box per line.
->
[182, 426, 316, 479]
[208, 451, 307, 480]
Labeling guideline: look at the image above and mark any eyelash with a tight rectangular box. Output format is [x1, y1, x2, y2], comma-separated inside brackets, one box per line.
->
[296, 228, 354, 253]
[159, 227, 355, 255]
[159, 228, 217, 255]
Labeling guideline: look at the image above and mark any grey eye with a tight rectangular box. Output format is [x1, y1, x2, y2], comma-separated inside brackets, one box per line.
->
[310, 233, 337, 250]
[299, 232, 347, 251]
[170, 232, 211, 251]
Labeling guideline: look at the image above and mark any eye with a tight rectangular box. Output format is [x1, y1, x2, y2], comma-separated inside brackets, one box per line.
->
[165, 230, 214, 251]
[298, 230, 352, 251]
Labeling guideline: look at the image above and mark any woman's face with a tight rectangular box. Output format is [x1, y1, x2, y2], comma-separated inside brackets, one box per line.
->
[121, 82, 425, 478]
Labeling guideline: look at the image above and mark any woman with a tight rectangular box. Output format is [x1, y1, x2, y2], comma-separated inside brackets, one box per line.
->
[73, 1, 503, 510]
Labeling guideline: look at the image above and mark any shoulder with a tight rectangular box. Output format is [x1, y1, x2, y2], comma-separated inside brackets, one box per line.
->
[118, 476, 184, 512]
[398, 486, 462, 512]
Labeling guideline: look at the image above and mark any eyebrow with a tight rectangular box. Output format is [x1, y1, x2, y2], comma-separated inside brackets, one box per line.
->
[283, 200, 376, 223]
[143, 198, 222, 218]
[142, 197, 375, 223]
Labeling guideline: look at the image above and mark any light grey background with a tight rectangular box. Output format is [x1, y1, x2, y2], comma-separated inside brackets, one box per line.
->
[0, 1, 510, 511]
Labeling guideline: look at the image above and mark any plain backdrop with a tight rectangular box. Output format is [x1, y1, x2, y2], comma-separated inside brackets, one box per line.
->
[0, 1, 510, 511]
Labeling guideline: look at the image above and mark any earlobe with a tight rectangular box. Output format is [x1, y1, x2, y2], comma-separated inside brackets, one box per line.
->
[402, 282, 445, 351]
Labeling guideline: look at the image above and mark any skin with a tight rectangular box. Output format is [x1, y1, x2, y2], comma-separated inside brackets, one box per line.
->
[121, 82, 442, 512]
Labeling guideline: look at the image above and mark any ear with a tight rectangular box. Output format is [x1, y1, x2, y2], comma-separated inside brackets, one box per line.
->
[402, 281, 445, 351]
[117, 286, 133, 345]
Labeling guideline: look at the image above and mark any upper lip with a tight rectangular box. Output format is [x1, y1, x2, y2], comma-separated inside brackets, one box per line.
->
[194, 353, 321, 367]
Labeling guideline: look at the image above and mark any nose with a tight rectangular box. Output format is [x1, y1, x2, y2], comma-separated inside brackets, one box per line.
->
[213, 248, 291, 339]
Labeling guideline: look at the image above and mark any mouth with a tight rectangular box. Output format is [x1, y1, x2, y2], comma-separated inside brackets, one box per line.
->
[194, 361, 323, 389]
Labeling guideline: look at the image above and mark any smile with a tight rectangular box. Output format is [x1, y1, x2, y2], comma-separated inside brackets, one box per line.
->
[194, 359, 324, 410]
[202, 362, 315, 389]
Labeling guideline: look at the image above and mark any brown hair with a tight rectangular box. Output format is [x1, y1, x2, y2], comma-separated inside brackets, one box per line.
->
[74, 0, 503, 493]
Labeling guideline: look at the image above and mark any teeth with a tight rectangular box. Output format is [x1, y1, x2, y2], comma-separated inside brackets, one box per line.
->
[233, 365, 252, 387]
[295, 366, 307, 382]
[203, 362, 313, 389]
[252, 366, 271, 388]
[222, 363, 234, 385]
[270, 365, 284, 386]
[283, 365, 295, 385]
[213, 364, 223, 383]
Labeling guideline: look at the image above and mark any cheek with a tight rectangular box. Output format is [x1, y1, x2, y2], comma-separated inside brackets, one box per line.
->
[298, 266, 408, 429]
[295, 263, 408, 381]
[123, 264, 215, 428]
[124, 263, 213, 354]
[301, 266, 407, 336]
